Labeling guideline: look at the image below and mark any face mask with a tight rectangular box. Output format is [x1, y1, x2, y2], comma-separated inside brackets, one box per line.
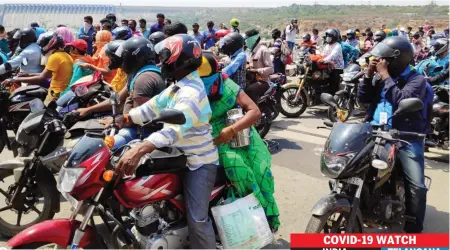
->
[325, 37, 333, 43]
[84, 22, 91, 31]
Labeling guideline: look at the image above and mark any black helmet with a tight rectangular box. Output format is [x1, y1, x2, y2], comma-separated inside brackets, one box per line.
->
[105, 40, 125, 70]
[117, 37, 156, 74]
[291, 18, 298, 24]
[112, 26, 132, 40]
[430, 38, 448, 57]
[155, 34, 202, 81]
[374, 30, 386, 43]
[302, 33, 311, 42]
[346, 29, 356, 40]
[219, 32, 244, 56]
[370, 36, 414, 77]
[149, 31, 165, 46]
[37, 32, 64, 54]
[14, 28, 37, 49]
[324, 29, 339, 44]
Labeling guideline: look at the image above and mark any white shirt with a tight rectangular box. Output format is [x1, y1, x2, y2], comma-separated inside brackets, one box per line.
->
[285, 24, 297, 43]
[321, 42, 344, 70]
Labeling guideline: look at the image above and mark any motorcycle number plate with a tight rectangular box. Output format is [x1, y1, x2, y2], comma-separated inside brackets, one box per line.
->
[380, 112, 388, 125]
[346, 177, 363, 186]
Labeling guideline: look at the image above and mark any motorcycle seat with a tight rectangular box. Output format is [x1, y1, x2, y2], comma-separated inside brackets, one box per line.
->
[26, 88, 48, 98]
[135, 149, 188, 177]
[10, 85, 43, 96]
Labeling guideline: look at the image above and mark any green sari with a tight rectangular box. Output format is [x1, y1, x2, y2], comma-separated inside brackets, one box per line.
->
[209, 78, 280, 230]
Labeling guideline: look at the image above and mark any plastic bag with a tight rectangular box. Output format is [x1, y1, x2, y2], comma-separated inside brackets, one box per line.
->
[211, 192, 273, 249]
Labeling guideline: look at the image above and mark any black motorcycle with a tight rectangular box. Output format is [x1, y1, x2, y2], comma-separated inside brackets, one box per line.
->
[306, 93, 431, 233]
[327, 64, 365, 123]
[427, 85, 449, 150]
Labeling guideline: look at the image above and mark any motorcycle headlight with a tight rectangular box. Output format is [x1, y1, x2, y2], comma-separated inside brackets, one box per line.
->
[57, 167, 85, 193]
[321, 153, 356, 178]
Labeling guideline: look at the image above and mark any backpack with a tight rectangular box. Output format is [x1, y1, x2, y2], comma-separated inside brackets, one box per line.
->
[280, 40, 292, 63]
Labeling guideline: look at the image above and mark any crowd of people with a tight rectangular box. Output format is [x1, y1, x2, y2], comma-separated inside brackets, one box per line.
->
[0, 12, 449, 247]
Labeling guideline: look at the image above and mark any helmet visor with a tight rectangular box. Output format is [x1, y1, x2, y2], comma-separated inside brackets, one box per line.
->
[371, 42, 401, 58]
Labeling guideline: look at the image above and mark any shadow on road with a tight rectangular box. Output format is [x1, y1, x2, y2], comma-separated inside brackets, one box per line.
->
[270, 138, 303, 152]
[424, 205, 449, 233]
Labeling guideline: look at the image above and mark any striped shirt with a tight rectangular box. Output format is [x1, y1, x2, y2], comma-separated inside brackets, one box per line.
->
[128, 71, 219, 170]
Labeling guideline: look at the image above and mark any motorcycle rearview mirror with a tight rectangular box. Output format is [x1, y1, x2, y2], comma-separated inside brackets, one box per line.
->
[392, 98, 424, 117]
[320, 93, 338, 109]
[29, 99, 44, 113]
[152, 109, 186, 125]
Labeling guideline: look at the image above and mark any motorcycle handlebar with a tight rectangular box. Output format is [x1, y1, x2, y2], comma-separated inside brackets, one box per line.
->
[391, 130, 426, 139]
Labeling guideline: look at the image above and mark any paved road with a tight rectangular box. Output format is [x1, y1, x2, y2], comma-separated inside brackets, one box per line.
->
[0, 106, 448, 246]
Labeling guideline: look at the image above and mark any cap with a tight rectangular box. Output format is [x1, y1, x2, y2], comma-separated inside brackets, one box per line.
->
[66, 39, 88, 52]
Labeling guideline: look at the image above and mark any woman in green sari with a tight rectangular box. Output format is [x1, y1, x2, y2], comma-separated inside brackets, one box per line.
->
[198, 51, 280, 230]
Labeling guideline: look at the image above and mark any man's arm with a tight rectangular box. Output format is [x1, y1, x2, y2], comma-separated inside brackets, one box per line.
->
[322, 44, 340, 63]
[11, 68, 52, 85]
[256, 47, 274, 77]
[123, 72, 160, 114]
[428, 67, 449, 86]
[82, 87, 128, 115]
[222, 52, 246, 76]
[384, 75, 426, 106]
[350, 46, 360, 62]
[358, 77, 377, 103]
[0, 50, 27, 75]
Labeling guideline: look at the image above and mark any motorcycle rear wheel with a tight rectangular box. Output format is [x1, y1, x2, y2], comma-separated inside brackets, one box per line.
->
[279, 87, 308, 118]
[305, 212, 362, 233]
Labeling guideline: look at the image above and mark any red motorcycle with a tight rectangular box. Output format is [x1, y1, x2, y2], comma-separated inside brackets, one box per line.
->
[7, 108, 228, 249]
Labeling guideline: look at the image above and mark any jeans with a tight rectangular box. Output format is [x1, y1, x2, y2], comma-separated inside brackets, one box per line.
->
[56, 91, 79, 113]
[287, 41, 295, 50]
[245, 81, 270, 103]
[388, 139, 427, 233]
[184, 164, 218, 249]
[113, 127, 150, 150]
[273, 58, 285, 74]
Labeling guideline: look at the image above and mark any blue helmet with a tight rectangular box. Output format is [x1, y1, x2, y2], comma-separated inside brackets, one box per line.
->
[112, 26, 132, 41]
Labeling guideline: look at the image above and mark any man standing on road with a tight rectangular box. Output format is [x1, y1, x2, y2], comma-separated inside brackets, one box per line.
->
[203, 21, 217, 50]
[139, 19, 150, 39]
[150, 13, 165, 34]
[78, 16, 95, 55]
[106, 13, 118, 30]
[191, 23, 204, 48]
[285, 18, 299, 50]
[128, 20, 142, 37]
[100, 18, 112, 32]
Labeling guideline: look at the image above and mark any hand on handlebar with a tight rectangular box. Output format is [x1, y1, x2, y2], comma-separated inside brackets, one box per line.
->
[115, 141, 155, 176]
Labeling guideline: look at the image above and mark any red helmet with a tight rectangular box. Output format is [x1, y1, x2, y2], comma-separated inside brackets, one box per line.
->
[215, 29, 231, 41]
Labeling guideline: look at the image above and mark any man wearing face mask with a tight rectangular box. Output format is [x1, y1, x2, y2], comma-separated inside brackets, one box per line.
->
[75, 37, 165, 148]
[0, 28, 41, 77]
[358, 36, 430, 233]
[78, 16, 95, 55]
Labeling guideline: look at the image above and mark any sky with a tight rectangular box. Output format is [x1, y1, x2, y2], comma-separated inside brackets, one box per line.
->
[2, 0, 449, 6]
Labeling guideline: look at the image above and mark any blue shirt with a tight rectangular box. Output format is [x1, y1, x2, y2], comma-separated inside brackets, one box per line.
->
[0, 38, 9, 54]
[192, 32, 204, 47]
[34, 27, 47, 39]
[339, 41, 360, 68]
[202, 29, 217, 50]
[223, 48, 246, 77]
[150, 23, 164, 34]
[141, 29, 150, 39]
[0, 43, 42, 75]
[436, 54, 449, 69]
[77, 26, 95, 54]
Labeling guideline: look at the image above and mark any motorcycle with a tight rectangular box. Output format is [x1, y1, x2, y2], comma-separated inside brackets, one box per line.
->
[0, 99, 68, 237]
[7, 109, 229, 249]
[306, 93, 431, 233]
[327, 63, 365, 123]
[428, 85, 449, 150]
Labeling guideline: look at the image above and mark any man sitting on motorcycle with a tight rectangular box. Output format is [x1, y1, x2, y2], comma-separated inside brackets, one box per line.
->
[318, 29, 345, 95]
[374, 30, 387, 46]
[115, 34, 219, 249]
[427, 38, 449, 86]
[0, 28, 42, 78]
[345, 29, 359, 48]
[244, 29, 274, 103]
[336, 29, 360, 68]
[300, 34, 316, 54]
[220, 32, 247, 89]
[358, 36, 430, 233]
[77, 37, 166, 149]
[3, 32, 74, 103]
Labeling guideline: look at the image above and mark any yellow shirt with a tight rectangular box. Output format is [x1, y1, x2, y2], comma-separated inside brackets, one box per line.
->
[110, 68, 127, 92]
[45, 51, 74, 94]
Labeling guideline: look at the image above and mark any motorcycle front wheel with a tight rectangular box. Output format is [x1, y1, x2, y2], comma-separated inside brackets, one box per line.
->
[279, 86, 308, 118]
[305, 212, 362, 233]
[327, 95, 354, 123]
[255, 107, 272, 139]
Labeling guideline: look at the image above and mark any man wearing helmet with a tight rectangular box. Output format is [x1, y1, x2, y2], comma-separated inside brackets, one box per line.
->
[374, 30, 386, 46]
[3, 32, 74, 103]
[116, 34, 218, 249]
[427, 38, 449, 86]
[0, 28, 42, 77]
[76, 37, 166, 141]
[220, 32, 247, 88]
[230, 18, 240, 33]
[317, 29, 344, 95]
[345, 29, 359, 48]
[359, 36, 430, 233]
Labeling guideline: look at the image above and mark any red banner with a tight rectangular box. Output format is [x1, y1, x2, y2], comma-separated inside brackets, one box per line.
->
[290, 234, 450, 248]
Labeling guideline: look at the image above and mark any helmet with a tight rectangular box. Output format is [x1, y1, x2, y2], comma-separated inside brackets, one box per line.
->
[370, 36, 414, 77]
[149, 31, 165, 46]
[219, 32, 244, 56]
[215, 29, 231, 41]
[112, 26, 132, 40]
[430, 38, 448, 57]
[324, 29, 339, 43]
[230, 18, 240, 28]
[302, 34, 311, 42]
[117, 37, 156, 74]
[105, 40, 125, 70]
[14, 28, 37, 49]
[374, 30, 386, 43]
[346, 29, 356, 40]
[291, 18, 298, 24]
[37, 32, 64, 54]
[155, 34, 202, 81]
